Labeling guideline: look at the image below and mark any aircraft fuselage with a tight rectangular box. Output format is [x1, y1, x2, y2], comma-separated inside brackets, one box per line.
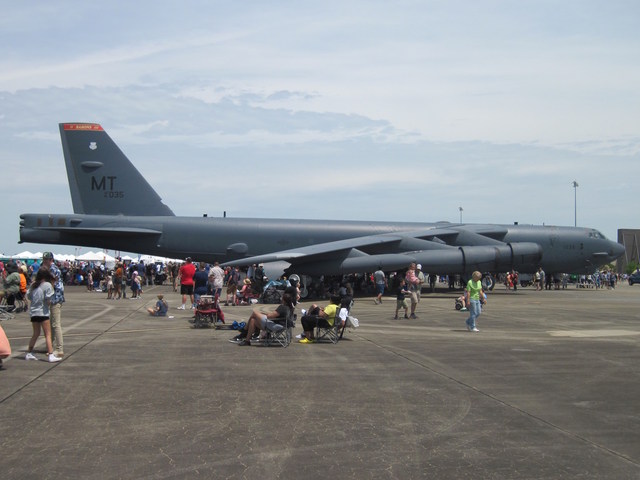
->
[19, 213, 623, 275]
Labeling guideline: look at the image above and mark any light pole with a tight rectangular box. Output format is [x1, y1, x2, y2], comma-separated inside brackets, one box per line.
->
[459, 206, 463, 224]
[572, 181, 579, 227]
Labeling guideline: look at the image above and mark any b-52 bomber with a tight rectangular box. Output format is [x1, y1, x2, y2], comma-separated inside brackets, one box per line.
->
[19, 123, 624, 287]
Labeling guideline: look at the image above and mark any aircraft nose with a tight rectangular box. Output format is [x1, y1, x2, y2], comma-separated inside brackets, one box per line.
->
[611, 241, 625, 259]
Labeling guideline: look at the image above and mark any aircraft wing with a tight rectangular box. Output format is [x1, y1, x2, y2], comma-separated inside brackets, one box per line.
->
[226, 224, 510, 266]
[20, 226, 162, 241]
[27, 226, 162, 236]
[225, 231, 426, 266]
[223, 225, 540, 276]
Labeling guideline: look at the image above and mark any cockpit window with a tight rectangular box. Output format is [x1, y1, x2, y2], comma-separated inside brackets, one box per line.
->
[589, 230, 606, 239]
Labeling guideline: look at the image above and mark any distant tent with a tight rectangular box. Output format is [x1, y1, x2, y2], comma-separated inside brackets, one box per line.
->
[7, 249, 146, 268]
[75, 251, 97, 261]
[76, 251, 112, 262]
[139, 254, 183, 264]
[12, 251, 36, 260]
[75, 251, 117, 269]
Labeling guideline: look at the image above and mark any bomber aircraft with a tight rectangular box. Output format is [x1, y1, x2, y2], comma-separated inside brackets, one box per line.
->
[19, 123, 624, 290]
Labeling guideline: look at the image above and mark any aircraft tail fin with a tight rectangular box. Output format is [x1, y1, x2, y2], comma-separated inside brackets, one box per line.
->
[60, 123, 174, 216]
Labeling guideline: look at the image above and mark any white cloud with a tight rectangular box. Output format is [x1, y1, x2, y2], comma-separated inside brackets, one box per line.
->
[0, 1, 638, 254]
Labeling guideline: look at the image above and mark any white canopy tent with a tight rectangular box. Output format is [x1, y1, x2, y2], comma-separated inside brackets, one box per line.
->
[9, 251, 73, 262]
[138, 254, 184, 264]
[11, 250, 37, 260]
[4, 249, 179, 268]
[55, 253, 77, 262]
[75, 251, 117, 269]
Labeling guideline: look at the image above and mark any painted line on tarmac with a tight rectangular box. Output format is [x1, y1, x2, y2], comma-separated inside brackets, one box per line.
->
[548, 329, 640, 338]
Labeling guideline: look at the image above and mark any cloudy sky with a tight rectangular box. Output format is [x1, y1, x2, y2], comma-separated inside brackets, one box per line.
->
[1, 0, 638, 256]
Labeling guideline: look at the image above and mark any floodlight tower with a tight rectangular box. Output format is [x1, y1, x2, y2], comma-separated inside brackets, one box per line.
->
[572, 181, 579, 226]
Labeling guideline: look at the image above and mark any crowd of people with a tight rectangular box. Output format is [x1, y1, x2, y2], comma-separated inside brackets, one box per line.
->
[1, 250, 634, 368]
[496, 268, 624, 291]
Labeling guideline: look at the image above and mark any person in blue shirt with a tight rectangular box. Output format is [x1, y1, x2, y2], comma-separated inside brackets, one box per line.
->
[147, 294, 168, 317]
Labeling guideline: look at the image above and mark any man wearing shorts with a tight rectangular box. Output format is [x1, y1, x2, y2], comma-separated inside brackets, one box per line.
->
[373, 267, 386, 305]
[177, 257, 196, 310]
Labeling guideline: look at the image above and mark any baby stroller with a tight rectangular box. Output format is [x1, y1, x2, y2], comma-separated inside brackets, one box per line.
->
[193, 294, 225, 328]
[454, 296, 467, 311]
[260, 279, 288, 304]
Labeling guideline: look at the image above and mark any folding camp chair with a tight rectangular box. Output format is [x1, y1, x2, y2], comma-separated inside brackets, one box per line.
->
[262, 313, 294, 347]
[0, 304, 15, 322]
[193, 294, 224, 328]
[316, 300, 352, 343]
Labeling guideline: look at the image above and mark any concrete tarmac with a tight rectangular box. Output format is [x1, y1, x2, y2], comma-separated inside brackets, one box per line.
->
[1, 283, 639, 479]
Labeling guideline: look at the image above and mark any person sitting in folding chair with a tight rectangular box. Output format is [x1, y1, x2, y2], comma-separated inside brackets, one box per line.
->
[237, 278, 255, 305]
[298, 294, 340, 344]
[235, 293, 295, 346]
[0, 262, 22, 312]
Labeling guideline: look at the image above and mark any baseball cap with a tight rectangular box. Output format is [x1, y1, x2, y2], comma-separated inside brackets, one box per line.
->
[43, 251, 54, 260]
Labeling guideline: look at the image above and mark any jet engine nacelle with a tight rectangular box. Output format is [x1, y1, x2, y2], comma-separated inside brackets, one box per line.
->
[409, 242, 542, 274]
[508, 242, 543, 271]
[286, 242, 543, 276]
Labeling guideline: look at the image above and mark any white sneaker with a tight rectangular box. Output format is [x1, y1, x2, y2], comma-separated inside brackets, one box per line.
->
[471, 327, 480, 332]
[48, 353, 62, 363]
[177, 305, 186, 310]
[25, 352, 38, 361]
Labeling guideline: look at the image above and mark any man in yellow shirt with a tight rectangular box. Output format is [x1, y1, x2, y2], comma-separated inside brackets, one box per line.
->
[299, 295, 340, 344]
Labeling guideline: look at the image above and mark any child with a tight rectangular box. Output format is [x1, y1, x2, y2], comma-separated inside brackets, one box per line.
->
[394, 278, 410, 319]
[455, 294, 468, 311]
[147, 294, 168, 317]
[136, 273, 143, 298]
[131, 271, 142, 299]
[25, 267, 62, 362]
[106, 271, 114, 299]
